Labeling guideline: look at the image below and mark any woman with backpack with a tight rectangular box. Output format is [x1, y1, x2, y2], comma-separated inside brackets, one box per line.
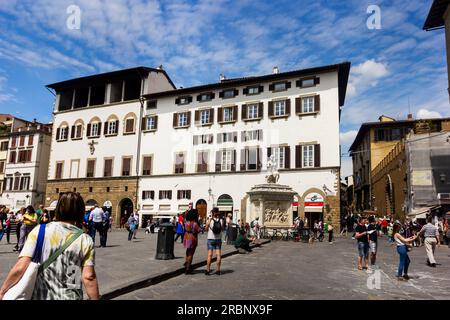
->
[205, 207, 224, 275]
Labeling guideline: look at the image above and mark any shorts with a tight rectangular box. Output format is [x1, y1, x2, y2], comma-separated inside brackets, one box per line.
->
[369, 241, 377, 254]
[207, 239, 222, 250]
[358, 241, 369, 258]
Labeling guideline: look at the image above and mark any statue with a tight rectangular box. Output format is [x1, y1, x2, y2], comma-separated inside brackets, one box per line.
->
[265, 155, 280, 184]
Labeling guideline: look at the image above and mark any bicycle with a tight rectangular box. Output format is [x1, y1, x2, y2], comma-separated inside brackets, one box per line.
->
[259, 227, 283, 240]
[282, 228, 300, 241]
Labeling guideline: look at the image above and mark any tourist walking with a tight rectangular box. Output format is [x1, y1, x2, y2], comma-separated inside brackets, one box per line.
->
[17, 206, 38, 252]
[327, 221, 334, 244]
[205, 207, 224, 275]
[4, 209, 12, 244]
[251, 217, 260, 239]
[0, 192, 99, 300]
[102, 208, 111, 246]
[89, 205, 105, 247]
[132, 210, 140, 239]
[367, 216, 378, 267]
[174, 213, 185, 243]
[127, 214, 137, 241]
[13, 208, 25, 252]
[183, 209, 201, 274]
[224, 213, 232, 243]
[393, 222, 417, 280]
[0, 206, 7, 242]
[419, 216, 440, 267]
[355, 217, 370, 271]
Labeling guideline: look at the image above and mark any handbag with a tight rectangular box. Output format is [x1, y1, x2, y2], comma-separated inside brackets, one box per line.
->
[3, 226, 83, 300]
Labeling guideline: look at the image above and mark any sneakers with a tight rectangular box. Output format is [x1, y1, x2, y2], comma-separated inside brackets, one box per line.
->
[403, 274, 410, 280]
[430, 263, 436, 267]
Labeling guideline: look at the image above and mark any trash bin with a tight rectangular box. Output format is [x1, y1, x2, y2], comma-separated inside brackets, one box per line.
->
[227, 224, 238, 244]
[155, 223, 175, 260]
[300, 228, 310, 243]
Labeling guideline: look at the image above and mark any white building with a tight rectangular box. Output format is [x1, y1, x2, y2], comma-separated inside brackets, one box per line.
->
[45, 67, 176, 224]
[0, 119, 52, 211]
[44, 63, 351, 229]
[139, 62, 351, 227]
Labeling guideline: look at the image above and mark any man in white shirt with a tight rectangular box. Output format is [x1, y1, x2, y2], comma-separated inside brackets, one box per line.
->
[89, 204, 105, 247]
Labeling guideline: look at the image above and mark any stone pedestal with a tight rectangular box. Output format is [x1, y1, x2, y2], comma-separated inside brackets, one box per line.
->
[246, 183, 296, 228]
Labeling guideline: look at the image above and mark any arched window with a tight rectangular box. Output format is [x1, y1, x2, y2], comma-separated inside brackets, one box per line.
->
[123, 113, 137, 134]
[56, 122, 69, 142]
[71, 119, 84, 140]
[87, 117, 102, 138]
[104, 115, 119, 136]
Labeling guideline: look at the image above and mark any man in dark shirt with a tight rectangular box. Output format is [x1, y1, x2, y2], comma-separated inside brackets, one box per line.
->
[367, 216, 378, 267]
[355, 217, 369, 271]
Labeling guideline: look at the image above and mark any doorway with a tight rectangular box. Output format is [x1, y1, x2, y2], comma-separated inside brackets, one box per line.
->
[119, 198, 134, 221]
[305, 212, 323, 229]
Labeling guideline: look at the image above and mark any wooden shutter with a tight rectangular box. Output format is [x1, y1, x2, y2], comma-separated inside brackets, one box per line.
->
[231, 150, 236, 171]
[56, 163, 62, 179]
[285, 146, 290, 169]
[193, 135, 198, 145]
[87, 123, 91, 137]
[315, 95, 320, 112]
[159, 190, 163, 199]
[143, 156, 151, 175]
[241, 131, 246, 142]
[269, 84, 274, 91]
[215, 151, 221, 172]
[142, 117, 147, 131]
[296, 98, 302, 114]
[234, 89, 239, 96]
[56, 128, 61, 141]
[115, 120, 120, 134]
[126, 119, 134, 133]
[209, 109, 214, 124]
[258, 103, 264, 119]
[295, 145, 302, 168]
[233, 105, 238, 121]
[104, 159, 112, 177]
[243, 88, 248, 95]
[267, 147, 272, 158]
[71, 126, 75, 139]
[218, 107, 223, 123]
[259, 85, 264, 93]
[233, 132, 238, 142]
[195, 110, 200, 124]
[27, 149, 32, 162]
[314, 77, 320, 85]
[173, 113, 178, 127]
[87, 160, 95, 177]
[286, 81, 291, 89]
[97, 123, 102, 136]
[104, 122, 108, 135]
[208, 134, 213, 144]
[286, 99, 291, 115]
[241, 104, 247, 120]
[258, 129, 263, 141]
[268, 101, 274, 117]
[186, 111, 191, 126]
[314, 144, 321, 168]
[240, 149, 246, 171]
[122, 158, 131, 176]
[154, 116, 158, 130]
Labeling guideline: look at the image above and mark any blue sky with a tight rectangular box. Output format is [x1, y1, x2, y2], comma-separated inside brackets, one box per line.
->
[0, 0, 448, 177]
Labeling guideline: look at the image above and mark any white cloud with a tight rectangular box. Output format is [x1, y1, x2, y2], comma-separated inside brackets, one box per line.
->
[340, 130, 358, 145]
[416, 108, 443, 119]
[0, 73, 16, 104]
[347, 59, 389, 97]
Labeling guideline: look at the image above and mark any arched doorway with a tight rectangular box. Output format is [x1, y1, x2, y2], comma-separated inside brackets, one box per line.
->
[86, 199, 98, 211]
[196, 199, 207, 221]
[217, 194, 233, 219]
[119, 198, 134, 223]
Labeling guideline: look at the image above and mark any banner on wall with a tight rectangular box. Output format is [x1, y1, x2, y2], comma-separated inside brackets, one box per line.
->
[304, 193, 324, 212]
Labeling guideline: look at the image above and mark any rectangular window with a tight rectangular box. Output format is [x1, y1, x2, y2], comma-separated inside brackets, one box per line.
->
[178, 113, 188, 127]
[197, 151, 208, 173]
[274, 82, 286, 91]
[302, 145, 314, 168]
[246, 148, 258, 170]
[86, 159, 96, 178]
[146, 100, 157, 109]
[177, 190, 191, 200]
[176, 96, 191, 105]
[107, 121, 118, 135]
[75, 125, 82, 139]
[198, 93, 213, 102]
[300, 78, 315, 87]
[11, 137, 17, 148]
[9, 151, 16, 163]
[19, 136, 25, 147]
[142, 191, 155, 200]
[58, 127, 68, 141]
[91, 123, 100, 137]
[200, 110, 211, 125]
[247, 104, 259, 119]
[223, 107, 234, 122]
[243, 130, 262, 142]
[302, 97, 314, 113]
[0, 161, 5, 173]
[125, 118, 135, 133]
[55, 162, 63, 179]
[221, 150, 233, 172]
[223, 89, 235, 98]
[19, 176, 30, 191]
[247, 86, 260, 95]
[104, 159, 113, 177]
[274, 100, 286, 116]
[146, 117, 156, 130]
[174, 153, 185, 174]
[159, 190, 172, 200]
[142, 156, 152, 176]
[28, 135, 34, 146]
[13, 176, 20, 191]
[0, 141, 8, 151]
[122, 157, 131, 176]
[220, 132, 236, 143]
[391, 128, 401, 140]
[272, 147, 286, 169]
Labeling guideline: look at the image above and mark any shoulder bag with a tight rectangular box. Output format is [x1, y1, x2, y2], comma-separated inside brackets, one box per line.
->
[3, 226, 82, 300]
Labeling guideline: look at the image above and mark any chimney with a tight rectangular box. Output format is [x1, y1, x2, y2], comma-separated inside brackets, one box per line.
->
[407, 113, 413, 120]
[156, 65, 163, 70]
[273, 66, 279, 74]
[220, 73, 226, 81]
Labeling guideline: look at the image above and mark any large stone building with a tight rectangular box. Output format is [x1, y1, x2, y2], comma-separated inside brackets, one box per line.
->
[0, 118, 52, 211]
[424, 0, 450, 100]
[45, 67, 176, 225]
[45, 62, 351, 229]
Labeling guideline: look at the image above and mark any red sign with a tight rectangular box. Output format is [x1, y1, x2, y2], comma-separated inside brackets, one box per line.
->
[305, 202, 324, 207]
[293, 202, 299, 206]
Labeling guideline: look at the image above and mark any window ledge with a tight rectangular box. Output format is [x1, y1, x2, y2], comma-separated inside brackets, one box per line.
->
[218, 120, 237, 124]
[269, 115, 289, 119]
[56, 139, 68, 142]
[104, 133, 119, 137]
[243, 117, 262, 122]
[71, 137, 83, 141]
[198, 123, 213, 127]
[123, 131, 136, 135]
[87, 135, 100, 139]
[297, 111, 319, 116]
[174, 125, 190, 129]
[143, 129, 157, 133]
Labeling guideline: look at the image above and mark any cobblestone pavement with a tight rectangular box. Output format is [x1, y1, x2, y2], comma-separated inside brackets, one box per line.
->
[0, 228, 237, 296]
[116, 236, 450, 300]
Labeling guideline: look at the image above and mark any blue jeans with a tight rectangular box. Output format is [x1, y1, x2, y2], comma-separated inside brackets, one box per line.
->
[397, 245, 410, 277]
